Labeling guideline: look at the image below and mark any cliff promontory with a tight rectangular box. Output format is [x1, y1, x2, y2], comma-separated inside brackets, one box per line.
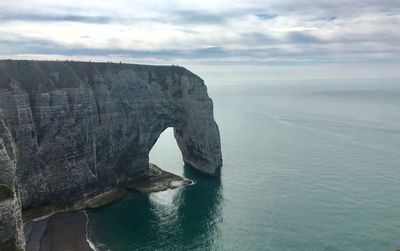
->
[0, 60, 222, 250]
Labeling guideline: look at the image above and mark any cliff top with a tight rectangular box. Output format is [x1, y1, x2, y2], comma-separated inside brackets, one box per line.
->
[0, 60, 201, 93]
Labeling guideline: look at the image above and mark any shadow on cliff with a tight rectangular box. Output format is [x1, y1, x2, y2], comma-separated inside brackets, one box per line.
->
[87, 164, 223, 250]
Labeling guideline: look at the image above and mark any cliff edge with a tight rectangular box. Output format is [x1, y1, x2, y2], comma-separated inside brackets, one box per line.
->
[0, 60, 222, 250]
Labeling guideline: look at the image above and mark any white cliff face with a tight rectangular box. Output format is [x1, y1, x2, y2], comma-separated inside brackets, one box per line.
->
[173, 74, 222, 176]
[0, 118, 25, 251]
[0, 60, 222, 250]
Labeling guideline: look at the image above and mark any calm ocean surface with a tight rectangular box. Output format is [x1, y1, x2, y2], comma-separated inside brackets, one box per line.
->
[87, 80, 400, 251]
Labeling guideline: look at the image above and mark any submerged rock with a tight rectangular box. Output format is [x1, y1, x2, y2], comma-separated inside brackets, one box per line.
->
[0, 60, 222, 250]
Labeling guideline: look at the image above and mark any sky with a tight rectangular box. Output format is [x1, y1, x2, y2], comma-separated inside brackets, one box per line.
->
[0, 0, 399, 81]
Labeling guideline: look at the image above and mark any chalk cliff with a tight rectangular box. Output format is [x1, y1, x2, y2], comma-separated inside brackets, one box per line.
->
[0, 60, 222, 250]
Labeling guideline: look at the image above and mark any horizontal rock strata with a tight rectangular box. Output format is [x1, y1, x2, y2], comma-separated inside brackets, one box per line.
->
[0, 60, 222, 250]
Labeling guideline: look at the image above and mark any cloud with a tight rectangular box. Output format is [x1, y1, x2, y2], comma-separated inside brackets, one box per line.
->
[0, 13, 111, 24]
[0, 36, 227, 60]
[0, 0, 399, 69]
[255, 13, 278, 20]
[171, 10, 228, 24]
[286, 32, 321, 44]
[263, 0, 400, 17]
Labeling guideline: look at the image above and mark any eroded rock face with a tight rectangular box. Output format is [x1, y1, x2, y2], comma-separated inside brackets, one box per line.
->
[0, 60, 222, 249]
[0, 116, 25, 251]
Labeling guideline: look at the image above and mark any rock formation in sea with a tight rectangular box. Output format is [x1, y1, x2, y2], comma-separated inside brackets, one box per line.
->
[0, 60, 222, 250]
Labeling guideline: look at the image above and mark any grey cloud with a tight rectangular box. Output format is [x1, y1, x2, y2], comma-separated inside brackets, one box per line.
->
[172, 10, 228, 24]
[286, 32, 321, 44]
[1, 35, 398, 65]
[0, 0, 399, 66]
[0, 13, 112, 23]
[269, 0, 400, 17]
[237, 31, 322, 47]
[239, 32, 278, 46]
[255, 13, 277, 20]
[166, 8, 275, 25]
[0, 36, 226, 59]
[0, 9, 244, 26]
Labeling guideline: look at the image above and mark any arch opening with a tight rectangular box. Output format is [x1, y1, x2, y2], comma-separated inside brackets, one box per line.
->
[149, 127, 183, 177]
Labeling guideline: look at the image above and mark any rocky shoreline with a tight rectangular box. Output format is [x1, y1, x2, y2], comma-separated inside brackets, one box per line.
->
[128, 163, 195, 193]
[24, 164, 193, 251]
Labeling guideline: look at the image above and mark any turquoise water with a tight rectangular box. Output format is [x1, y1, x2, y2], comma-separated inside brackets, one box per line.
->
[88, 80, 400, 251]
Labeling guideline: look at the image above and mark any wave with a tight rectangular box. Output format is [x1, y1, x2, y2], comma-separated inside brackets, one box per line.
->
[85, 211, 100, 251]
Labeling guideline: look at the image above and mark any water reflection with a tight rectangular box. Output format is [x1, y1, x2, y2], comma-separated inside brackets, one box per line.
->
[87, 165, 223, 251]
[175, 165, 223, 250]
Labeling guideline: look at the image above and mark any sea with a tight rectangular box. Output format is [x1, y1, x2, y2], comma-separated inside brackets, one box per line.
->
[87, 79, 400, 251]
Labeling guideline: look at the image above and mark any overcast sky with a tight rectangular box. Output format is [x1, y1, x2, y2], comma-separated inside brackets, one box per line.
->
[1, 0, 399, 81]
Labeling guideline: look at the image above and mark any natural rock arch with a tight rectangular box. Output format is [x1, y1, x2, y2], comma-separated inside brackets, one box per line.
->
[0, 60, 222, 250]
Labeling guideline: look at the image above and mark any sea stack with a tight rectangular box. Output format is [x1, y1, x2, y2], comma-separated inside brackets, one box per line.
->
[0, 60, 222, 250]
